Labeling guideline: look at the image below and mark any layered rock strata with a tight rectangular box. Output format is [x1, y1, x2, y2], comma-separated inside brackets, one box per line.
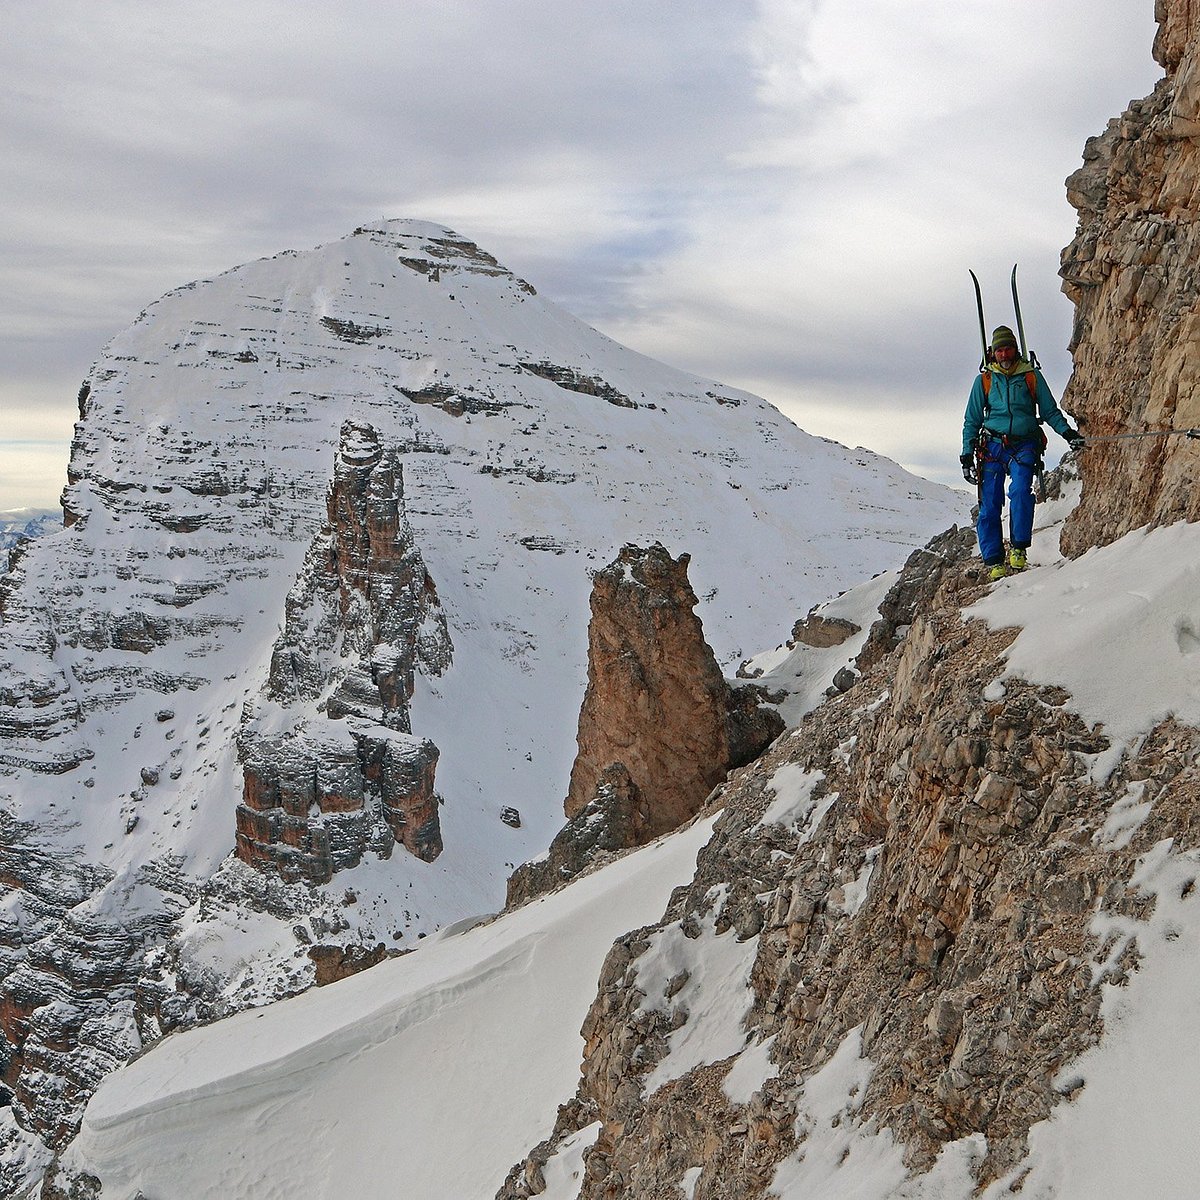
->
[500, 520, 1200, 1198]
[0, 554, 89, 776]
[508, 544, 782, 905]
[0, 818, 195, 1174]
[236, 421, 450, 882]
[1059, 0, 1200, 554]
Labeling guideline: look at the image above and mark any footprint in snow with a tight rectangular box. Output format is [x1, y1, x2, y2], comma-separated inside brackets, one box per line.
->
[1176, 618, 1200, 657]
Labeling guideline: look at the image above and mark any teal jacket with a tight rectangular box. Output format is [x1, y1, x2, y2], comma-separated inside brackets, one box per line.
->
[961, 361, 1074, 457]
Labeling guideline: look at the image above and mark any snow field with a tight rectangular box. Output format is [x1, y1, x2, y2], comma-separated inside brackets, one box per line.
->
[65, 816, 718, 1199]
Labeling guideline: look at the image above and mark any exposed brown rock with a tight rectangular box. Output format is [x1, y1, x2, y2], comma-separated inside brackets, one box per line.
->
[235, 726, 441, 883]
[857, 523, 977, 672]
[268, 418, 453, 730]
[566, 543, 783, 836]
[1059, 3, 1200, 555]
[309, 942, 396, 986]
[508, 545, 782, 908]
[788, 612, 861, 649]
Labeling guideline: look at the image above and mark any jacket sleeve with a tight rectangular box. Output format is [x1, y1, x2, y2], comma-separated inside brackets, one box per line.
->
[1034, 371, 1074, 440]
[962, 375, 986, 457]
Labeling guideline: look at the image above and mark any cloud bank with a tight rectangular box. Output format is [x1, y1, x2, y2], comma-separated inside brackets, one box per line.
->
[0, 0, 1162, 508]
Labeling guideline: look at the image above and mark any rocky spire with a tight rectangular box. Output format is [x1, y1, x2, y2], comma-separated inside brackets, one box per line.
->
[235, 421, 451, 882]
[507, 543, 783, 905]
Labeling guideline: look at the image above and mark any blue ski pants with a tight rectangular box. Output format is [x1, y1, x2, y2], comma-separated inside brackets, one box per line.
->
[976, 438, 1038, 564]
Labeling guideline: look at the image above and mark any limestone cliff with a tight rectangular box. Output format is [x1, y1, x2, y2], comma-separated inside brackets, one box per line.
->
[1060, 0, 1200, 555]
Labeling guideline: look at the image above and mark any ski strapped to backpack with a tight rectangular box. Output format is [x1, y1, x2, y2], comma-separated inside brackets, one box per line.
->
[970, 265, 1041, 370]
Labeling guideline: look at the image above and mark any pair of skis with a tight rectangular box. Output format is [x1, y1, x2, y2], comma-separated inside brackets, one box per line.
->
[970, 264, 1037, 370]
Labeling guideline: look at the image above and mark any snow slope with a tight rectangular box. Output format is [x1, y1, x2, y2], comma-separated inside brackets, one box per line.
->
[63, 816, 717, 1200]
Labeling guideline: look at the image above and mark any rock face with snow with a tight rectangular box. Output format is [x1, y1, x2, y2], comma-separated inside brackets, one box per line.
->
[1059, 0, 1200, 556]
[235, 419, 448, 882]
[500, 502, 1200, 1198]
[508, 543, 782, 906]
[0, 219, 962, 1184]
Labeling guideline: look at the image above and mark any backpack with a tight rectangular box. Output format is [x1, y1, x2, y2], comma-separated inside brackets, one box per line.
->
[980, 369, 1038, 407]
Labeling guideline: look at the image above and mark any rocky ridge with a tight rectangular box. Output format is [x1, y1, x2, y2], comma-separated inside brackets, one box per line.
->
[17, 5, 1200, 1188]
[500, 495, 1200, 1199]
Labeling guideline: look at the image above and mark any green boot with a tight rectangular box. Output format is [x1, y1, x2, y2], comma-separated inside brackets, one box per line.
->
[988, 562, 1008, 582]
[1008, 547, 1028, 572]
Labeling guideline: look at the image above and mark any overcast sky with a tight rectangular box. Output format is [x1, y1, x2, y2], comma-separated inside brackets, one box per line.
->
[0, 0, 1163, 511]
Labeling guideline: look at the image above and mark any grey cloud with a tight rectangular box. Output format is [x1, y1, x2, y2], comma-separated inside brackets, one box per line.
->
[0, 0, 1167, 511]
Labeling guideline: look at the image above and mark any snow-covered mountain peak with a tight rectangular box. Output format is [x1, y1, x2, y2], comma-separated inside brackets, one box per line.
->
[0, 219, 964, 1178]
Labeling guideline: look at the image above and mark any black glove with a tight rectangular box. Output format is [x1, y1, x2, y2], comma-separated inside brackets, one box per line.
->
[960, 454, 977, 486]
[1064, 428, 1084, 450]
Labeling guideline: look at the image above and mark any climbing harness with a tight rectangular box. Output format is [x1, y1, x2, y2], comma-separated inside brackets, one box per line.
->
[974, 427, 1048, 502]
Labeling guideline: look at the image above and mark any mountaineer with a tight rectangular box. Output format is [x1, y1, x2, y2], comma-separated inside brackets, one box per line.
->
[960, 325, 1083, 581]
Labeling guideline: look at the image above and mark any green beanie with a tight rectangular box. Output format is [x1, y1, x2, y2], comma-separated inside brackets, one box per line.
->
[991, 325, 1019, 351]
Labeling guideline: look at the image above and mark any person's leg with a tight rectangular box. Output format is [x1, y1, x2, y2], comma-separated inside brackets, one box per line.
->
[977, 442, 1007, 565]
[1007, 445, 1037, 549]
